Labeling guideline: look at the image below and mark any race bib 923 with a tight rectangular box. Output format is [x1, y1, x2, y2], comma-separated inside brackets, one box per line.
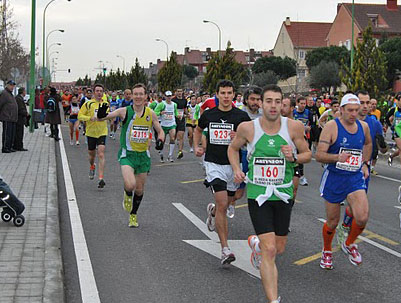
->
[209, 123, 234, 145]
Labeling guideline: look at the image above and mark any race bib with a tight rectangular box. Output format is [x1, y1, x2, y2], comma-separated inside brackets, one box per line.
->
[336, 148, 362, 172]
[71, 107, 79, 115]
[163, 111, 174, 120]
[177, 109, 184, 119]
[209, 123, 234, 145]
[395, 117, 401, 126]
[130, 125, 149, 143]
[189, 111, 194, 120]
[253, 157, 285, 186]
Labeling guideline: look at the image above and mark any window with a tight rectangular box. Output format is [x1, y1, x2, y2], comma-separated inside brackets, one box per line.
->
[297, 69, 306, 79]
[367, 14, 378, 27]
[299, 50, 305, 59]
[345, 39, 351, 50]
[339, 41, 343, 47]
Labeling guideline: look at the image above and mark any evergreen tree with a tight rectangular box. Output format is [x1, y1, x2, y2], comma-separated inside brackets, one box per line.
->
[127, 58, 148, 87]
[203, 41, 247, 93]
[309, 61, 341, 92]
[340, 24, 388, 99]
[157, 52, 182, 92]
[380, 37, 401, 88]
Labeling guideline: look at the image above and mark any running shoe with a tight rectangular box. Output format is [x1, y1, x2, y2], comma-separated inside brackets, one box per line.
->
[341, 242, 362, 266]
[160, 154, 164, 163]
[109, 133, 113, 138]
[320, 251, 334, 270]
[226, 205, 235, 218]
[190, 148, 194, 153]
[271, 297, 281, 303]
[299, 176, 308, 186]
[76, 140, 80, 145]
[398, 185, 401, 204]
[248, 235, 261, 270]
[370, 168, 378, 176]
[129, 214, 139, 228]
[123, 192, 133, 212]
[89, 165, 96, 180]
[221, 247, 236, 266]
[168, 156, 174, 162]
[177, 150, 183, 159]
[70, 139, 74, 145]
[340, 201, 345, 206]
[206, 203, 215, 232]
[98, 179, 106, 189]
[388, 154, 393, 167]
[336, 224, 350, 247]
[112, 134, 116, 140]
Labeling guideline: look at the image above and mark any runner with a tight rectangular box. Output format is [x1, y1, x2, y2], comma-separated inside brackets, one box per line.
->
[119, 89, 133, 108]
[228, 84, 311, 303]
[194, 80, 251, 265]
[172, 88, 188, 159]
[109, 92, 120, 139]
[336, 90, 388, 245]
[318, 100, 340, 128]
[230, 86, 262, 218]
[316, 93, 372, 270]
[78, 84, 109, 188]
[306, 96, 321, 152]
[186, 94, 200, 153]
[68, 95, 80, 145]
[293, 97, 311, 186]
[61, 89, 72, 122]
[234, 92, 244, 109]
[96, 83, 165, 227]
[154, 91, 178, 163]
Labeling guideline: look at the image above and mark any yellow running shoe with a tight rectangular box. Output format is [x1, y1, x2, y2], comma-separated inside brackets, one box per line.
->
[129, 214, 138, 228]
[123, 192, 133, 212]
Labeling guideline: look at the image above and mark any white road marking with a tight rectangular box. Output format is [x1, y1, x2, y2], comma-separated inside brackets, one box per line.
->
[374, 174, 400, 183]
[59, 130, 101, 302]
[394, 206, 401, 210]
[317, 218, 401, 259]
[173, 203, 260, 278]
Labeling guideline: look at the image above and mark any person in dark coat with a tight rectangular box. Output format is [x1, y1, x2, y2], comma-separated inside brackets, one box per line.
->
[13, 87, 28, 151]
[0, 80, 18, 153]
[44, 87, 62, 141]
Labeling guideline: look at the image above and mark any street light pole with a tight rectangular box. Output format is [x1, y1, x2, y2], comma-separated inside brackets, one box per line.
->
[45, 29, 64, 83]
[116, 55, 125, 72]
[203, 20, 222, 58]
[155, 38, 169, 61]
[351, 0, 355, 70]
[29, 0, 36, 133]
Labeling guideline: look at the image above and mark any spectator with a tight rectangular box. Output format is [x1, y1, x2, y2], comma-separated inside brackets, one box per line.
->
[13, 87, 28, 151]
[45, 87, 62, 141]
[0, 80, 18, 153]
[370, 98, 381, 121]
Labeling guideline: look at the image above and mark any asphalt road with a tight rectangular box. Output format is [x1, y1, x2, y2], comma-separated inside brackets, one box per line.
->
[56, 124, 401, 303]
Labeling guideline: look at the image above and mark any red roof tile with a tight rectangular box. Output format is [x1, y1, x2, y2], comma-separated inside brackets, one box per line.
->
[285, 22, 332, 48]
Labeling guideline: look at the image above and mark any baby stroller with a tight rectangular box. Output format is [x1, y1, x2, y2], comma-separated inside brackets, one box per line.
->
[0, 179, 25, 227]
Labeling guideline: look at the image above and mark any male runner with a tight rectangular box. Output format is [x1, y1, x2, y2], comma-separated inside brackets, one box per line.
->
[119, 89, 133, 108]
[172, 88, 188, 159]
[228, 85, 311, 303]
[154, 91, 178, 162]
[186, 94, 200, 153]
[97, 83, 164, 227]
[293, 97, 311, 186]
[194, 80, 250, 265]
[336, 91, 388, 244]
[78, 84, 109, 188]
[318, 100, 340, 128]
[109, 92, 120, 139]
[317, 93, 372, 269]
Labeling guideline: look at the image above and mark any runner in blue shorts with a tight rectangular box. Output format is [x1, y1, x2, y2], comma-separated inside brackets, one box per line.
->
[316, 93, 372, 270]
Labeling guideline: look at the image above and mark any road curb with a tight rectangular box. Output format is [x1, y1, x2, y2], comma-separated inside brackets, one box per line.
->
[43, 140, 65, 303]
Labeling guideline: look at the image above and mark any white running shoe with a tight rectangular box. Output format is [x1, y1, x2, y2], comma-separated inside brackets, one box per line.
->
[160, 154, 164, 163]
[299, 176, 308, 186]
[320, 251, 334, 270]
[206, 203, 215, 232]
[248, 235, 261, 270]
[398, 185, 401, 204]
[221, 247, 236, 266]
[341, 242, 362, 266]
[168, 156, 174, 162]
[190, 148, 194, 153]
[76, 140, 80, 145]
[226, 205, 235, 218]
[69, 139, 74, 145]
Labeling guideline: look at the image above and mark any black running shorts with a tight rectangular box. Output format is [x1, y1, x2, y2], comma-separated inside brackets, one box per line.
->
[175, 118, 186, 132]
[248, 199, 294, 236]
[87, 136, 106, 151]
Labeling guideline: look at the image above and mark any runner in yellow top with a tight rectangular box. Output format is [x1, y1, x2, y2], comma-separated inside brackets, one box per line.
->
[78, 83, 109, 188]
[97, 83, 165, 227]
[186, 94, 201, 153]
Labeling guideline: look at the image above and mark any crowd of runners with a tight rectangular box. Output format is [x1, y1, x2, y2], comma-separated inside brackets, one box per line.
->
[39, 81, 401, 303]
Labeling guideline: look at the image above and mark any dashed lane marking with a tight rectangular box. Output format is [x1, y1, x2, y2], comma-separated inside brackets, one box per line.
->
[180, 179, 204, 184]
[155, 161, 199, 167]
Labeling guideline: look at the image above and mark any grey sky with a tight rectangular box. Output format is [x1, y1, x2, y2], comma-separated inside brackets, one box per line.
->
[13, 0, 386, 82]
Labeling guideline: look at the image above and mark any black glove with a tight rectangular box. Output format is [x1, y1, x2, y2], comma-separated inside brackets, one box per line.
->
[97, 103, 109, 119]
[375, 134, 387, 149]
[155, 139, 164, 151]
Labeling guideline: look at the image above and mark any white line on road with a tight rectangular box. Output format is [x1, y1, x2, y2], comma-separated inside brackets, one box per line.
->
[317, 218, 401, 259]
[395, 206, 401, 210]
[59, 130, 101, 302]
[374, 174, 400, 183]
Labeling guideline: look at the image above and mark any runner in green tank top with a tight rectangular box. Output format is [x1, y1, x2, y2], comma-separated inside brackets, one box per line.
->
[228, 85, 311, 303]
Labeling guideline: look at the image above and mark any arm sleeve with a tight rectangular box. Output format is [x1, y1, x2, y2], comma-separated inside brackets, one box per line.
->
[197, 112, 207, 130]
[194, 105, 201, 120]
[78, 102, 91, 122]
[154, 102, 165, 116]
[174, 103, 178, 117]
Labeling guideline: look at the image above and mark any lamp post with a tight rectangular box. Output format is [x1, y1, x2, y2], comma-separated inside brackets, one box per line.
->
[116, 55, 125, 72]
[29, 0, 37, 133]
[350, 0, 355, 70]
[203, 20, 222, 58]
[42, 0, 71, 86]
[45, 30, 64, 83]
[155, 38, 169, 61]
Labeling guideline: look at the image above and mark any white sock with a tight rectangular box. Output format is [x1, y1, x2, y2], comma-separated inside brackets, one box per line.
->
[169, 143, 175, 157]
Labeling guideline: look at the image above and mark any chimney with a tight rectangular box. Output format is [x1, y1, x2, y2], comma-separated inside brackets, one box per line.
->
[387, 0, 398, 10]
[250, 48, 255, 61]
[285, 17, 291, 26]
[206, 47, 211, 54]
[337, 4, 342, 14]
[185, 47, 189, 54]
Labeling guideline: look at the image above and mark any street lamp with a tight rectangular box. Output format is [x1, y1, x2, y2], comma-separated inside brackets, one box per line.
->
[29, 0, 37, 133]
[155, 38, 169, 61]
[42, 0, 71, 86]
[46, 29, 64, 74]
[49, 51, 59, 57]
[116, 55, 125, 72]
[203, 20, 222, 58]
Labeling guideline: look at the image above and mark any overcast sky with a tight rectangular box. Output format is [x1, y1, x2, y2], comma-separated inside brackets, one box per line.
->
[12, 0, 387, 82]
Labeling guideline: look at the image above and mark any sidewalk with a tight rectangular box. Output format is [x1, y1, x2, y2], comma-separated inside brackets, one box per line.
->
[0, 126, 64, 303]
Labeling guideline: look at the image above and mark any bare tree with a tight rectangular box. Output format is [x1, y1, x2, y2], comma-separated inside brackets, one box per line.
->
[0, 0, 29, 85]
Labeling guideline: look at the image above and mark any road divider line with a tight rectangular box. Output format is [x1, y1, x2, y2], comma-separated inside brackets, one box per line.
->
[59, 130, 101, 303]
[180, 179, 204, 184]
[155, 161, 199, 167]
[374, 174, 400, 183]
[235, 203, 248, 209]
